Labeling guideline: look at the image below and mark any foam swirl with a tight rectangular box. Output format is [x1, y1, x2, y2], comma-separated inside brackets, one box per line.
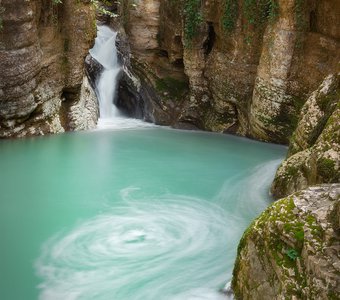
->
[36, 194, 240, 300]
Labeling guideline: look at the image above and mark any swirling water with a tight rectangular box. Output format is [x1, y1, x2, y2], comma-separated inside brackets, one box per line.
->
[0, 128, 286, 300]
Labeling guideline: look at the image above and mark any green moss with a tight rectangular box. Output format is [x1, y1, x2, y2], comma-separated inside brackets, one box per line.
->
[0, 6, 5, 31]
[222, 0, 238, 32]
[91, 0, 118, 17]
[232, 196, 314, 298]
[232, 217, 257, 299]
[294, 0, 307, 30]
[285, 248, 298, 260]
[286, 165, 299, 177]
[155, 77, 188, 101]
[241, 0, 279, 44]
[317, 157, 337, 182]
[316, 87, 340, 112]
[183, 0, 203, 46]
[63, 38, 69, 52]
[244, 0, 278, 26]
[306, 214, 323, 243]
[328, 291, 340, 300]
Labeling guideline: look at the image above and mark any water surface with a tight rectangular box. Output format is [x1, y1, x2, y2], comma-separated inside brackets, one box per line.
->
[0, 128, 286, 299]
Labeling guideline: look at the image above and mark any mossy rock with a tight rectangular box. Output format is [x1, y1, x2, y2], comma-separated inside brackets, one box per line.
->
[232, 185, 340, 300]
[155, 76, 188, 101]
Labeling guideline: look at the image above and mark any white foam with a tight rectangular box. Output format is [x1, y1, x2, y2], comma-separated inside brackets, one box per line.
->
[36, 193, 238, 300]
[95, 117, 157, 130]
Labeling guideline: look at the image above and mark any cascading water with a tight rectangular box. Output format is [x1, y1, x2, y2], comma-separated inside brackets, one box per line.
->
[90, 26, 121, 123]
[89, 26, 153, 130]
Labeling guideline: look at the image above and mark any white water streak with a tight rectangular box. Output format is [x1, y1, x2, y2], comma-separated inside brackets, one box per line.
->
[36, 195, 236, 300]
[36, 160, 281, 300]
[90, 26, 155, 130]
[90, 26, 121, 120]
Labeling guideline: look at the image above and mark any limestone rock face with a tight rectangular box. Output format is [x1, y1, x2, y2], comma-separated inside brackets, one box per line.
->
[67, 76, 99, 131]
[232, 184, 340, 300]
[116, 0, 188, 125]
[250, 0, 340, 143]
[0, 0, 96, 138]
[117, 0, 340, 142]
[271, 74, 340, 199]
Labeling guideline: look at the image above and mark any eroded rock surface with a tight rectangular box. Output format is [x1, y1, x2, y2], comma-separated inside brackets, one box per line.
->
[232, 184, 340, 300]
[116, 0, 340, 142]
[272, 74, 340, 199]
[0, 0, 96, 138]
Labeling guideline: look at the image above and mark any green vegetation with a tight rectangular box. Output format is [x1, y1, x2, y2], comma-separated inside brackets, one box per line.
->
[285, 248, 298, 261]
[222, 0, 238, 32]
[317, 157, 337, 182]
[232, 191, 337, 298]
[221, 0, 279, 37]
[155, 77, 188, 101]
[183, 0, 203, 46]
[246, 0, 279, 45]
[91, 0, 118, 18]
[0, 6, 5, 31]
[294, 0, 307, 48]
[52, 0, 117, 17]
[294, 0, 306, 30]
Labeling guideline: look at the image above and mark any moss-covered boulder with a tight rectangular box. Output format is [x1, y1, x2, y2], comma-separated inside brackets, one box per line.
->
[271, 74, 340, 199]
[232, 184, 340, 300]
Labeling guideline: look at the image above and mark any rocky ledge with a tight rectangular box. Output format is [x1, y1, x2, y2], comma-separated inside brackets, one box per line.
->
[232, 184, 340, 300]
[271, 73, 340, 199]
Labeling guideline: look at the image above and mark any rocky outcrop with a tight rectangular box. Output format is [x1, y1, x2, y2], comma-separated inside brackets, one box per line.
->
[67, 76, 98, 131]
[115, 0, 189, 126]
[232, 184, 340, 300]
[271, 74, 340, 199]
[117, 0, 340, 143]
[249, 1, 340, 143]
[0, 0, 96, 138]
[232, 73, 339, 299]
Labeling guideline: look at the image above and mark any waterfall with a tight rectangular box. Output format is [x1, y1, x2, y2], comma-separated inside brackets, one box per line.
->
[89, 25, 154, 130]
[89, 26, 121, 125]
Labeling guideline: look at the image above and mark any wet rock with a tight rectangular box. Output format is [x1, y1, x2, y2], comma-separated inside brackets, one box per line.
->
[271, 74, 340, 199]
[232, 184, 340, 300]
[68, 76, 99, 131]
[85, 54, 103, 90]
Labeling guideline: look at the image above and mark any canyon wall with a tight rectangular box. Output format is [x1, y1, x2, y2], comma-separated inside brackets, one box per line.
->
[0, 0, 97, 138]
[117, 0, 340, 143]
[1, 1, 339, 298]
[1, 0, 338, 141]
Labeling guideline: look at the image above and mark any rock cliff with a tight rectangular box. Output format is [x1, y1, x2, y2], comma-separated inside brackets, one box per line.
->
[116, 0, 340, 143]
[232, 184, 340, 300]
[272, 73, 340, 199]
[0, 0, 97, 138]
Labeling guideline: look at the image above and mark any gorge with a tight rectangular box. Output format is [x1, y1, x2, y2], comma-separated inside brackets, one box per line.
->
[0, 0, 339, 299]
